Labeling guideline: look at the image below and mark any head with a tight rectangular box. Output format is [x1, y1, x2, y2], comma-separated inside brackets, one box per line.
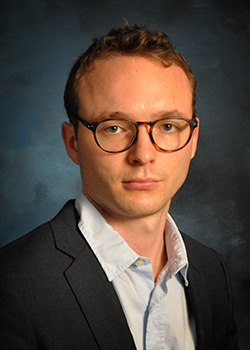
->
[62, 21, 199, 223]
[64, 20, 196, 134]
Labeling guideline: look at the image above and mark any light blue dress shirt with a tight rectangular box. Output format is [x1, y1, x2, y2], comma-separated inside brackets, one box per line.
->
[75, 192, 196, 350]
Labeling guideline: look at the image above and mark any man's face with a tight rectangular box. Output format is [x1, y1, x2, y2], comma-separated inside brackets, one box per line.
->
[63, 56, 198, 221]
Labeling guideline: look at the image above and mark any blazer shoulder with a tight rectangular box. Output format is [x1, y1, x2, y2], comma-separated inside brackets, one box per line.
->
[0, 200, 78, 270]
[181, 232, 223, 265]
[0, 221, 52, 264]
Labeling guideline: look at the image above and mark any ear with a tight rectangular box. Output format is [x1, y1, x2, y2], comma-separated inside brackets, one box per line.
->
[61, 122, 80, 165]
[191, 117, 199, 159]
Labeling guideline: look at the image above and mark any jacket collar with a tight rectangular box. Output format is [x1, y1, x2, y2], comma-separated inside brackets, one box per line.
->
[50, 200, 84, 258]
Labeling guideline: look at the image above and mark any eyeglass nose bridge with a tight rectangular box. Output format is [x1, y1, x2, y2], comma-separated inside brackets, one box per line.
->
[135, 121, 155, 129]
[130, 121, 157, 149]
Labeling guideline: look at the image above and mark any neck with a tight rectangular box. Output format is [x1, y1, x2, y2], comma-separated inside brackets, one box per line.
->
[100, 209, 169, 282]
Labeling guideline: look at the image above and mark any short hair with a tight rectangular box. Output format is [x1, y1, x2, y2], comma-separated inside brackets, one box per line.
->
[64, 20, 196, 131]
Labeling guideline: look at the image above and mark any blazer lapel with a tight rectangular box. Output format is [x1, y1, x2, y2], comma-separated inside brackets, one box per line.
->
[51, 201, 136, 350]
[182, 233, 213, 350]
[185, 264, 213, 350]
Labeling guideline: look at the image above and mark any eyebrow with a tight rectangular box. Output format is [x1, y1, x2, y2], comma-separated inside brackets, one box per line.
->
[92, 109, 187, 122]
[151, 110, 187, 119]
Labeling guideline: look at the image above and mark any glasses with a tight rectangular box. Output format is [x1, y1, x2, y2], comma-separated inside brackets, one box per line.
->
[74, 115, 198, 153]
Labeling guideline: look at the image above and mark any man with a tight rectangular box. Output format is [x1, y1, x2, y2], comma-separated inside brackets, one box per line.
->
[0, 22, 238, 349]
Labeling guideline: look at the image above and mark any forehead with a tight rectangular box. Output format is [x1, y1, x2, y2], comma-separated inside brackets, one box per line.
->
[77, 56, 192, 118]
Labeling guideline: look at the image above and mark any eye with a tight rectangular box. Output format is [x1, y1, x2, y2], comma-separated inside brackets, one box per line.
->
[98, 119, 135, 138]
[160, 123, 177, 132]
[103, 125, 123, 134]
[162, 123, 173, 131]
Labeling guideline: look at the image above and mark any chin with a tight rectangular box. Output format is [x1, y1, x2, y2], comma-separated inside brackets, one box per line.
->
[116, 198, 170, 218]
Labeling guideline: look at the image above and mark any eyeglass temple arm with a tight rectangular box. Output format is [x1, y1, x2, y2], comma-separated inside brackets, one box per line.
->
[190, 118, 198, 129]
[74, 115, 98, 131]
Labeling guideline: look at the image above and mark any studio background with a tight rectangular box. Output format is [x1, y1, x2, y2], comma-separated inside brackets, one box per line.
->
[0, 0, 249, 348]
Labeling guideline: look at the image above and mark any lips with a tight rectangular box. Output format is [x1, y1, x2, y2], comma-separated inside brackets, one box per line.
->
[122, 178, 160, 190]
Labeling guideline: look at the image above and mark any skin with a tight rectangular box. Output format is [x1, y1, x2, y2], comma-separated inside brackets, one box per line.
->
[62, 56, 199, 280]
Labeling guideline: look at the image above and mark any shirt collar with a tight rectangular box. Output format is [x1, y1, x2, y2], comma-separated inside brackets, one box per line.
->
[164, 214, 189, 286]
[75, 191, 138, 281]
[75, 191, 189, 285]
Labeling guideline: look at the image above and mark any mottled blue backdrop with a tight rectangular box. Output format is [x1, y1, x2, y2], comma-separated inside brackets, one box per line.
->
[0, 0, 249, 348]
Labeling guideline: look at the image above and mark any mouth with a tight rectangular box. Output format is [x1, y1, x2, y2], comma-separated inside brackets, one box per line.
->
[122, 178, 160, 190]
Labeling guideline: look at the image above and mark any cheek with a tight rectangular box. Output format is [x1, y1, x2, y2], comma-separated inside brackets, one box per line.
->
[78, 145, 119, 188]
[166, 148, 193, 185]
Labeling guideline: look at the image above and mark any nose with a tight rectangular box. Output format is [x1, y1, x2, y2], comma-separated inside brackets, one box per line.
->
[127, 124, 157, 165]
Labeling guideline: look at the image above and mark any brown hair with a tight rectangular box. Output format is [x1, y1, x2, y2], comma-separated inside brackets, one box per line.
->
[64, 20, 196, 130]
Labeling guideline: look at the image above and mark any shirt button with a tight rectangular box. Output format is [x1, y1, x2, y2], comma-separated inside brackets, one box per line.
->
[135, 259, 145, 267]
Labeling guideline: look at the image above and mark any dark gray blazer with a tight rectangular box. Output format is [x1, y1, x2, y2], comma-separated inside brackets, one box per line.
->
[0, 201, 238, 349]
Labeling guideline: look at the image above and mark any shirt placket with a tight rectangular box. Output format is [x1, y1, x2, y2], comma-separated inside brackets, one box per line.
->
[132, 258, 167, 350]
